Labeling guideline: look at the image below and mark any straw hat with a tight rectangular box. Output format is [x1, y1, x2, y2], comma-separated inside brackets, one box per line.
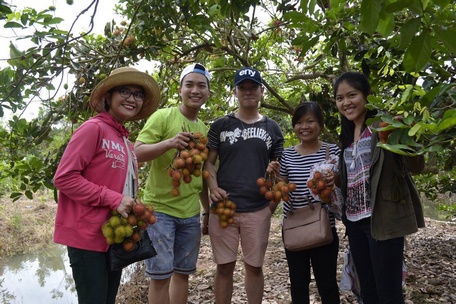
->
[90, 67, 160, 121]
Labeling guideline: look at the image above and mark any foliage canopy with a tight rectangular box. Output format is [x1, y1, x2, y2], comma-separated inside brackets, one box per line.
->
[0, 0, 455, 205]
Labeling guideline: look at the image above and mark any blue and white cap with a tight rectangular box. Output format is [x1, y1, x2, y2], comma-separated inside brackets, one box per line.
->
[179, 63, 211, 83]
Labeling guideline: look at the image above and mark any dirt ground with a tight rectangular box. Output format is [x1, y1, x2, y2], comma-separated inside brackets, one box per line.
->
[1, 198, 455, 303]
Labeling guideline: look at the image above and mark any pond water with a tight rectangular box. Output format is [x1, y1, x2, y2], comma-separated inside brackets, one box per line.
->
[0, 244, 77, 304]
[0, 244, 139, 304]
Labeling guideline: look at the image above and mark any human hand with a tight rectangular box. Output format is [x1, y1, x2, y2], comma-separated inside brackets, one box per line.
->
[266, 160, 280, 176]
[324, 171, 335, 188]
[116, 196, 135, 218]
[169, 132, 193, 150]
[209, 187, 228, 204]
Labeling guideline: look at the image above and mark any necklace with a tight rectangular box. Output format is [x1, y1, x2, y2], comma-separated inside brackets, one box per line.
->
[236, 114, 262, 140]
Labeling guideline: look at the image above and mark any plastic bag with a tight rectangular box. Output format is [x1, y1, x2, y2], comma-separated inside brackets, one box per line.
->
[340, 246, 362, 302]
[307, 154, 343, 219]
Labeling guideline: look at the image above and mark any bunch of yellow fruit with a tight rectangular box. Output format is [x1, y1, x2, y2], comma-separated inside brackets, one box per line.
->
[101, 202, 156, 252]
[212, 198, 237, 228]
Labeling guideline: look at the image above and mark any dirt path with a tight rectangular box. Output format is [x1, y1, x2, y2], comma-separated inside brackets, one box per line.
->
[117, 217, 456, 304]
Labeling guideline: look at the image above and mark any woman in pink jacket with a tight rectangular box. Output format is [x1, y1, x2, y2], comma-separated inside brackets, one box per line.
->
[53, 67, 160, 304]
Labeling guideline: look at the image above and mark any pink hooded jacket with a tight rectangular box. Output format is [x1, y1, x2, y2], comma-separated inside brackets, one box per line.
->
[53, 112, 138, 252]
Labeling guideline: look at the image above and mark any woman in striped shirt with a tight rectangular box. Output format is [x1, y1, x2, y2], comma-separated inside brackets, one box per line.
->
[269, 101, 340, 304]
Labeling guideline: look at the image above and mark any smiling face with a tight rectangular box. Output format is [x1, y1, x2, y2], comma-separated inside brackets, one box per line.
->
[293, 109, 323, 145]
[334, 80, 368, 127]
[179, 72, 210, 110]
[107, 85, 144, 123]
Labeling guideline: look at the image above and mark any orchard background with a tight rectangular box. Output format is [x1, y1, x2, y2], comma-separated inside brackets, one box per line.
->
[0, 0, 455, 218]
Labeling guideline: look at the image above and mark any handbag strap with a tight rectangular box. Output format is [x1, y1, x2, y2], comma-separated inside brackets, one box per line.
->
[325, 142, 329, 160]
[289, 143, 329, 213]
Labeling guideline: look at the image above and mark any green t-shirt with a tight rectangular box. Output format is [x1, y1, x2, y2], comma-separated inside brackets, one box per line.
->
[136, 107, 208, 218]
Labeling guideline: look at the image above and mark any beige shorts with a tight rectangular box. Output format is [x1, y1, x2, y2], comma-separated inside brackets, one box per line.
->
[208, 206, 272, 267]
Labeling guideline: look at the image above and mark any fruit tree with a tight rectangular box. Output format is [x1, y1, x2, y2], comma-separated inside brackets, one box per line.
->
[0, 0, 454, 213]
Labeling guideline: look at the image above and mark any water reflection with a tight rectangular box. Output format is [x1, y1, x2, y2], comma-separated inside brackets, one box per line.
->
[0, 244, 77, 304]
[0, 244, 140, 304]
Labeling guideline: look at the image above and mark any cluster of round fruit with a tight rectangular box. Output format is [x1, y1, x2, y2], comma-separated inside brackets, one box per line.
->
[306, 170, 332, 203]
[169, 132, 210, 197]
[211, 198, 237, 228]
[101, 202, 156, 252]
[257, 176, 297, 204]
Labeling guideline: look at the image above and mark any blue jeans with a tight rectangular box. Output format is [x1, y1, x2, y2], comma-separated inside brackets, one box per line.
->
[345, 217, 404, 304]
[284, 227, 340, 304]
[145, 212, 201, 279]
[67, 247, 122, 304]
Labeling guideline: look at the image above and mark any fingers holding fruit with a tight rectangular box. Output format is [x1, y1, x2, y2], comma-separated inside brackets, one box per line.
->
[266, 160, 280, 176]
[117, 196, 136, 218]
[209, 187, 228, 203]
[102, 201, 156, 251]
[307, 170, 333, 203]
[324, 171, 335, 188]
[171, 131, 193, 149]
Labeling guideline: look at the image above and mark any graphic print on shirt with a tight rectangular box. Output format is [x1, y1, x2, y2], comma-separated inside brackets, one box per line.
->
[101, 138, 126, 169]
[220, 127, 273, 149]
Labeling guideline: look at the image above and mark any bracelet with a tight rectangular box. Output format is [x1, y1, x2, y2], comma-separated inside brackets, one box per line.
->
[202, 212, 209, 216]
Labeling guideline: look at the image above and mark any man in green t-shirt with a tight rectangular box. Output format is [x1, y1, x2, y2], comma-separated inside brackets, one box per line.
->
[134, 63, 211, 304]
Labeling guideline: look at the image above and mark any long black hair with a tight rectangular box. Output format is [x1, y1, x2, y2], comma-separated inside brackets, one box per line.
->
[333, 72, 377, 150]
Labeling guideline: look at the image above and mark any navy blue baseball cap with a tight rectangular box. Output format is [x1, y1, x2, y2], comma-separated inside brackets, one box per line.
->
[234, 67, 262, 86]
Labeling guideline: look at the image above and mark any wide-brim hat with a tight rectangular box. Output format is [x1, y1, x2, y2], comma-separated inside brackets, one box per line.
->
[90, 67, 160, 121]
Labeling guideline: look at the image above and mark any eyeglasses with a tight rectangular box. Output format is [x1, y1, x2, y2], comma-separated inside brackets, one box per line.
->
[111, 87, 145, 101]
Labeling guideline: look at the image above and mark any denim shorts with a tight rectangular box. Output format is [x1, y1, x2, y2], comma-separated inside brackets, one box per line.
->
[145, 212, 201, 279]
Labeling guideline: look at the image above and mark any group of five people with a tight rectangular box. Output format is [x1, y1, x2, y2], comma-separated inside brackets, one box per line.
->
[53, 63, 424, 304]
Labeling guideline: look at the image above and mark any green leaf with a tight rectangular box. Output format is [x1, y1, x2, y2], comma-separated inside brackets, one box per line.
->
[377, 142, 416, 156]
[46, 17, 64, 25]
[376, 10, 395, 37]
[4, 21, 23, 28]
[443, 109, 456, 120]
[385, 0, 414, 12]
[25, 190, 33, 199]
[360, 0, 382, 35]
[438, 116, 456, 132]
[434, 27, 456, 54]
[399, 18, 420, 49]
[10, 192, 22, 200]
[0, 4, 13, 14]
[403, 32, 431, 73]
[409, 123, 421, 136]
[433, 0, 451, 7]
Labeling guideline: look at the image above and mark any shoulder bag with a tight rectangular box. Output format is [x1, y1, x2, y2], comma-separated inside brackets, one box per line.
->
[283, 200, 334, 251]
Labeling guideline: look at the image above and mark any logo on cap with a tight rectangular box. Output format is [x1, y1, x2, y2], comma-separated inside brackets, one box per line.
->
[234, 67, 262, 86]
